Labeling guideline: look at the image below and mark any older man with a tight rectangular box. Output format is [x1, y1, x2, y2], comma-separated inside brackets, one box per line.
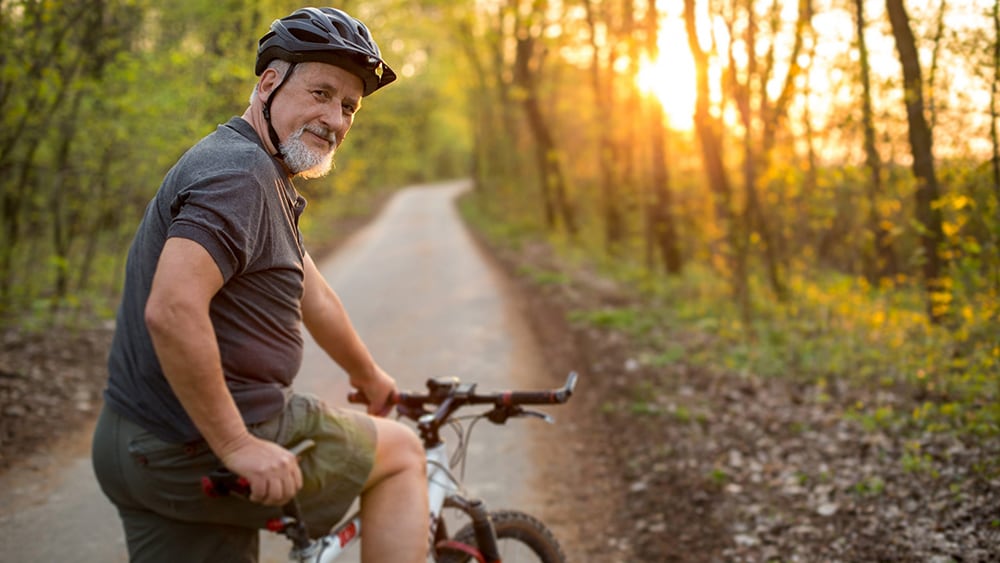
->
[92, 8, 428, 562]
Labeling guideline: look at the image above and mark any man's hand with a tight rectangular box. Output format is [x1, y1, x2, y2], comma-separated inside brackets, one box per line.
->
[352, 365, 398, 417]
[218, 434, 303, 506]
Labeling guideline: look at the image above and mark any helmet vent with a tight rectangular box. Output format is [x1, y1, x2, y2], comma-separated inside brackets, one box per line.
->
[289, 28, 330, 45]
[255, 7, 397, 95]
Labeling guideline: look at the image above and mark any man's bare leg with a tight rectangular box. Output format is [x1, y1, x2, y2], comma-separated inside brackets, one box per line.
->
[360, 418, 428, 562]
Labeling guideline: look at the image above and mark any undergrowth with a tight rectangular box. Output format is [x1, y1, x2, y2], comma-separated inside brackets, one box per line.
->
[459, 194, 1000, 445]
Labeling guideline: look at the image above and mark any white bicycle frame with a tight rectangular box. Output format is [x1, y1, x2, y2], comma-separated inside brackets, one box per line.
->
[282, 442, 458, 563]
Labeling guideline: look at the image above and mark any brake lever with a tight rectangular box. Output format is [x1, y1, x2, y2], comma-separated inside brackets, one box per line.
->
[485, 406, 554, 424]
[522, 409, 555, 423]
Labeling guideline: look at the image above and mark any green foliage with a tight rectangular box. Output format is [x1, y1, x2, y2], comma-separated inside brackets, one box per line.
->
[447, 0, 999, 455]
[649, 343, 686, 367]
[463, 168, 998, 450]
[672, 405, 692, 423]
[516, 266, 569, 286]
[707, 467, 730, 487]
[568, 307, 639, 331]
[1, 0, 473, 328]
[852, 475, 886, 497]
[901, 441, 938, 476]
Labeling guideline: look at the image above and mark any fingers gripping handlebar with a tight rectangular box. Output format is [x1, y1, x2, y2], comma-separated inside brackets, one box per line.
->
[201, 439, 316, 499]
[201, 440, 316, 549]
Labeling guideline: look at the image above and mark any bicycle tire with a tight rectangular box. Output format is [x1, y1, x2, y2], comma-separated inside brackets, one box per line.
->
[435, 509, 566, 563]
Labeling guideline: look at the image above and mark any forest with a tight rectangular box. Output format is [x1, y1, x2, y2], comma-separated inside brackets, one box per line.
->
[2, 0, 999, 554]
[5, 0, 995, 437]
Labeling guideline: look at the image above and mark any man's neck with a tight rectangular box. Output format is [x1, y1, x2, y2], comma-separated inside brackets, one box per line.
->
[240, 107, 293, 177]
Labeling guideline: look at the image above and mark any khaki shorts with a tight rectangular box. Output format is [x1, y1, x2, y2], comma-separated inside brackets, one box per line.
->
[92, 393, 376, 563]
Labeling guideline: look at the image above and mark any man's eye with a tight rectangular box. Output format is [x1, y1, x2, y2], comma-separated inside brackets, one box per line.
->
[343, 104, 358, 115]
[313, 90, 331, 101]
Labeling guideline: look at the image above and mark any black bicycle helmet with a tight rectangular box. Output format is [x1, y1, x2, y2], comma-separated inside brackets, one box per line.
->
[256, 7, 396, 96]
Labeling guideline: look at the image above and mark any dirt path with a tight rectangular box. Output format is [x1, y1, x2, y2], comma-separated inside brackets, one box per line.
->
[264, 180, 573, 560]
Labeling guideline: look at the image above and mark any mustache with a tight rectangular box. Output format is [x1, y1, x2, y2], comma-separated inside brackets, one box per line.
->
[303, 125, 336, 146]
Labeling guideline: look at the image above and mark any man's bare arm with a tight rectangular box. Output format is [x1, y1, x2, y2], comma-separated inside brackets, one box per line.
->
[300, 251, 396, 413]
[145, 237, 301, 505]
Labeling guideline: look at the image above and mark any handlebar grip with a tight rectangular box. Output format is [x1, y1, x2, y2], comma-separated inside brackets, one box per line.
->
[347, 390, 398, 407]
[202, 471, 251, 498]
[201, 439, 315, 499]
[498, 371, 578, 406]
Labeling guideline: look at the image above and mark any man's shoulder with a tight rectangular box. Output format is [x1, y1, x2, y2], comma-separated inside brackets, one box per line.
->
[193, 122, 270, 167]
[173, 121, 279, 183]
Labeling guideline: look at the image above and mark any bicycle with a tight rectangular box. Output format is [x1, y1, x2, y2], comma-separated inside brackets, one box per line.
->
[203, 372, 578, 562]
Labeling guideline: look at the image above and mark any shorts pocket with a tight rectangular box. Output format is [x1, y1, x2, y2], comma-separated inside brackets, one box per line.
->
[127, 431, 213, 471]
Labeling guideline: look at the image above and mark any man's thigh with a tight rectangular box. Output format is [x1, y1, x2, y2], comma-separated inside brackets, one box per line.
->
[95, 395, 376, 540]
[118, 505, 258, 563]
[257, 393, 377, 537]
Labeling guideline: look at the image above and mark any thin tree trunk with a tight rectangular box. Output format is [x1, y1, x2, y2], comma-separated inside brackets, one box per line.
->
[621, 0, 641, 263]
[50, 90, 87, 308]
[643, 1, 682, 274]
[0, 139, 41, 310]
[583, 0, 624, 253]
[74, 146, 114, 297]
[513, 32, 576, 235]
[992, 0, 1000, 199]
[927, 0, 948, 132]
[854, 0, 896, 281]
[991, 0, 1000, 294]
[684, 0, 748, 319]
[886, 0, 948, 322]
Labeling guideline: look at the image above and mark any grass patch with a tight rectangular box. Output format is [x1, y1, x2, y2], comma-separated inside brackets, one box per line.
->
[458, 191, 1000, 448]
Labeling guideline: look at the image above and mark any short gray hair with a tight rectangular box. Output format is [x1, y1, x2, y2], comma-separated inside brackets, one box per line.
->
[249, 59, 292, 105]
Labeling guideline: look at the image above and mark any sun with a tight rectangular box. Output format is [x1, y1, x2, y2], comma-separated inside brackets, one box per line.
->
[635, 20, 698, 131]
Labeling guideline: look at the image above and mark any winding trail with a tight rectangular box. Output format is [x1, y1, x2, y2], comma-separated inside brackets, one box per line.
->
[0, 180, 558, 562]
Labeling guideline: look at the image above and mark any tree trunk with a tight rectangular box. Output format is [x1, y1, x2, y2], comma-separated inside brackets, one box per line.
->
[513, 32, 576, 235]
[886, 0, 948, 322]
[927, 0, 948, 132]
[854, 0, 896, 281]
[50, 89, 87, 307]
[683, 0, 748, 318]
[992, 0, 1000, 200]
[643, 0, 682, 274]
[583, 0, 624, 253]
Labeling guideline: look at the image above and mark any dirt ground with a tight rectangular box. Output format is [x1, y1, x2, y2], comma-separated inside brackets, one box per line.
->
[2, 211, 999, 562]
[483, 239, 1000, 563]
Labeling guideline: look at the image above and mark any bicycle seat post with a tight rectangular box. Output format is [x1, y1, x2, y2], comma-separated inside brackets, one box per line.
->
[281, 498, 312, 551]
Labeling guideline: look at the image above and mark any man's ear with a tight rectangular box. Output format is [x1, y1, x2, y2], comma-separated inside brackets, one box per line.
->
[257, 67, 282, 104]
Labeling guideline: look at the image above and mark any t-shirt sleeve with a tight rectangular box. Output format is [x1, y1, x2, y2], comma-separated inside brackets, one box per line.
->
[166, 170, 265, 283]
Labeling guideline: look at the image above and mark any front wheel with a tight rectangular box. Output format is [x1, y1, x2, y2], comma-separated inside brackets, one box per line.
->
[435, 509, 566, 563]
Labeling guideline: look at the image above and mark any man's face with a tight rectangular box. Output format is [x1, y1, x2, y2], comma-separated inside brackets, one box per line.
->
[262, 62, 364, 178]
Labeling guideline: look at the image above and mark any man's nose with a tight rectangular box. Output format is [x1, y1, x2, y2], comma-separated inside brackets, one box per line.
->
[319, 106, 346, 134]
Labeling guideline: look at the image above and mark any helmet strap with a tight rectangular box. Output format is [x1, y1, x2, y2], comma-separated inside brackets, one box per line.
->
[261, 62, 297, 160]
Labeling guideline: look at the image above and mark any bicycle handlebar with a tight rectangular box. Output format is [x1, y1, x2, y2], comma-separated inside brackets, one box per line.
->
[348, 371, 578, 418]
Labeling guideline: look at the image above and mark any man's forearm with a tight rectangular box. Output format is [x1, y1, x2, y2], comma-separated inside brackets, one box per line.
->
[302, 286, 377, 381]
[301, 253, 378, 383]
[146, 302, 250, 456]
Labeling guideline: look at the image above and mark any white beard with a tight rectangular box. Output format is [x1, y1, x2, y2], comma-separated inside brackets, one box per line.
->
[281, 125, 335, 179]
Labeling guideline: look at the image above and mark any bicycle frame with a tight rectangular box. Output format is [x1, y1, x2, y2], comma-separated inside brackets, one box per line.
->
[205, 373, 577, 563]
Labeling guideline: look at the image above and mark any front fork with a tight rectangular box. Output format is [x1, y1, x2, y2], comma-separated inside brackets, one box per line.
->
[434, 495, 500, 563]
[425, 443, 499, 562]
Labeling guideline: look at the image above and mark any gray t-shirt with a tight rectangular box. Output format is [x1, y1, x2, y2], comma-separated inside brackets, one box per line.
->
[105, 117, 308, 443]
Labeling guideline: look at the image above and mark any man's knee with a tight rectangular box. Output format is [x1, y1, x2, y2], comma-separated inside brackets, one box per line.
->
[370, 418, 425, 478]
